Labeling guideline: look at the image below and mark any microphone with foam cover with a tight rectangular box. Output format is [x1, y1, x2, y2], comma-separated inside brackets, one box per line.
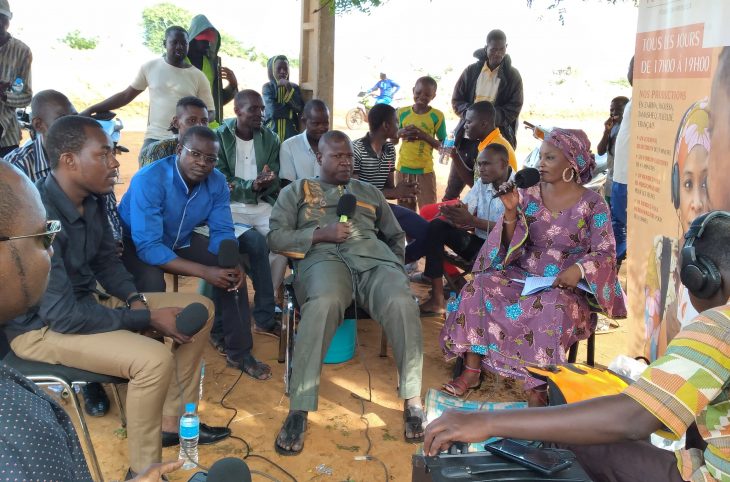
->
[218, 238, 239, 269]
[175, 302, 209, 337]
[494, 167, 541, 197]
[337, 193, 357, 222]
[206, 457, 251, 482]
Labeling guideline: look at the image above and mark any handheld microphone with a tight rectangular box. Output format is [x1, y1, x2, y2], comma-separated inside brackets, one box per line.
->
[218, 238, 239, 269]
[206, 457, 251, 482]
[337, 193, 357, 222]
[175, 302, 209, 336]
[494, 167, 541, 197]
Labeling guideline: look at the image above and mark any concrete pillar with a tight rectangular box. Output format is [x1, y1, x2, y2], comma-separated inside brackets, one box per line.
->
[300, 0, 335, 122]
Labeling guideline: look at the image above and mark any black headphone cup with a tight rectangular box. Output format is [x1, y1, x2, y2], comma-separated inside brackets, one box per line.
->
[696, 255, 722, 299]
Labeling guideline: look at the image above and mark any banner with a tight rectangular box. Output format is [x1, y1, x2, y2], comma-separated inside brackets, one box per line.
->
[627, 0, 730, 359]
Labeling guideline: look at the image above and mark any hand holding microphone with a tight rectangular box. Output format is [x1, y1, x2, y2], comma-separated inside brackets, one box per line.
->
[215, 239, 243, 292]
[315, 194, 356, 244]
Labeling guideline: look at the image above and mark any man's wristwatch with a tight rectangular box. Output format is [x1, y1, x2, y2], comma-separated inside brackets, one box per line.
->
[126, 292, 148, 309]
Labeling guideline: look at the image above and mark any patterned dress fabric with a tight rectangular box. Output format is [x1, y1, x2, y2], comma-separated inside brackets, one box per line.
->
[440, 185, 626, 388]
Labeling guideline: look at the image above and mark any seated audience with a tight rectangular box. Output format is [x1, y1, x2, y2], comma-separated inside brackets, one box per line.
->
[352, 102, 428, 264]
[216, 89, 287, 309]
[138, 95, 209, 167]
[419, 144, 513, 316]
[439, 128, 626, 403]
[0, 161, 185, 481]
[119, 125, 271, 380]
[426, 211, 730, 482]
[394, 76, 447, 212]
[268, 131, 424, 455]
[279, 99, 330, 184]
[443, 100, 517, 201]
[81, 26, 214, 153]
[3, 116, 230, 478]
[5, 89, 120, 416]
[263, 55, 303, 142]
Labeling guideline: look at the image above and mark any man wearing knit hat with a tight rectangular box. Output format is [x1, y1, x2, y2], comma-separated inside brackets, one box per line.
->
[0, 0, 33, 157]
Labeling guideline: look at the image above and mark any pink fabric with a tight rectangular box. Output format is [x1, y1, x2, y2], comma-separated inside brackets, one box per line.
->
[543, 128, 596, 184]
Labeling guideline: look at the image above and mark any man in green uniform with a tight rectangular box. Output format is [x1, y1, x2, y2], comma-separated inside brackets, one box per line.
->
[268, 130, 424, 455]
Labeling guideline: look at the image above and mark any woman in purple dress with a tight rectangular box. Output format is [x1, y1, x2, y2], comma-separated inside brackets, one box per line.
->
[440, 128, 626, 404]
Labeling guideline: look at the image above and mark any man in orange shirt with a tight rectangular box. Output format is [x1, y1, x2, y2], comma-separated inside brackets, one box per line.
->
[443, 101, 516, 200]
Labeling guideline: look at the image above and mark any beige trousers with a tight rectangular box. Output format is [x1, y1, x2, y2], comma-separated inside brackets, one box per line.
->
[10, 292, 213, 474]
[396, 171, 438, 212]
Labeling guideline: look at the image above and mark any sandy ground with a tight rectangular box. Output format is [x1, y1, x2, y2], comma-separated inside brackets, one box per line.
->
[58, 131, 627, 481]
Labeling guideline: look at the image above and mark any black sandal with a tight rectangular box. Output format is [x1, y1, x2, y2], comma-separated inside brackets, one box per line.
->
[227, 355, 272, 381]
[275, 411, 307, 456]
[403, 405, 425, 444]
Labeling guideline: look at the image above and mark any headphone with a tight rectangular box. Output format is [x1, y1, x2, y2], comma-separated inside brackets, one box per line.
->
[680, 211, 730, 299]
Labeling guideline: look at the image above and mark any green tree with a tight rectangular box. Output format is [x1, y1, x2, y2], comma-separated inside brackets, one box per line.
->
[141, 3, 193, 53]
[60, 30, 98, 50]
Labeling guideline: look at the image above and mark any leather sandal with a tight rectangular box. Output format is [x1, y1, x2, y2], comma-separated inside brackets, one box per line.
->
[441, 366, 482, 397]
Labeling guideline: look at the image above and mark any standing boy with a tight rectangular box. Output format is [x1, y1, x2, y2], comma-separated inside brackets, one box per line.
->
[395, 76, 447, 212]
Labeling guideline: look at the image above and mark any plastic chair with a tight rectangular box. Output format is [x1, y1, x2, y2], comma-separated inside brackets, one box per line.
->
[0, 333, 127, 482]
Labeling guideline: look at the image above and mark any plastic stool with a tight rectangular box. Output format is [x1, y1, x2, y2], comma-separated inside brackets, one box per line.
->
[324, 318, 357, 364]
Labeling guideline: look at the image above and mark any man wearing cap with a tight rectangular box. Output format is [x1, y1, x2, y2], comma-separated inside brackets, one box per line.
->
[0, 0, 32, 157]
[187, 14, 238, 127]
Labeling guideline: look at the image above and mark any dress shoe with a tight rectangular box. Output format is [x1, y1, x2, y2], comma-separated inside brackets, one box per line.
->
[81, 383, 110, 417]
[161, 423, 231, 447]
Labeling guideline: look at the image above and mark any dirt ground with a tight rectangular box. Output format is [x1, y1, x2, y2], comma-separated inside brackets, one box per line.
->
[63, 131, 628, 481]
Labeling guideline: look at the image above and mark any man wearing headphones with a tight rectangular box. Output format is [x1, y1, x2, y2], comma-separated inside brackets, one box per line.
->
[425, 211, 730, 482]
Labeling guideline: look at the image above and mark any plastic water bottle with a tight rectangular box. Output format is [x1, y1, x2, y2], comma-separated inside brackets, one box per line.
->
[438, 132, 456, 164]
[11, 77, 23, 94]
[179, 403, 199, 470]
[198, 360, 205, 401]
[446, 292, 459, 314]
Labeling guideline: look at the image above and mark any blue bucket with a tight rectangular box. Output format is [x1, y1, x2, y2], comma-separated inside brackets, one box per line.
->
[324, 318, 356, 364]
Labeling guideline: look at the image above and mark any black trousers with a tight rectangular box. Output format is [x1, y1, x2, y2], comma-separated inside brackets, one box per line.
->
[560, 440, 685, 482]
[423, 218, 484, 279]
[121, 233, 252, 362]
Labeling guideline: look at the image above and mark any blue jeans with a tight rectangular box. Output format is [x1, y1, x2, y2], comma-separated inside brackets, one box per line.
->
[390, 204, 429, 263]
[210, 229, 276, 344]
[611, 182, 627, 260]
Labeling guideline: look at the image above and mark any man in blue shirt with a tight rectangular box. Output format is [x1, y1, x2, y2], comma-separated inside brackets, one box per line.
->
[367, 73, 400, 105]
[119, 125, 271, 380]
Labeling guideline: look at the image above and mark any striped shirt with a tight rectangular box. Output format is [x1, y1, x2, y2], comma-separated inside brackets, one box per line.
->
[624, 305, 730, 482]
[352, 133, 395, 191]
[4, 137, 123, 240]
[0, 36, 33, 148]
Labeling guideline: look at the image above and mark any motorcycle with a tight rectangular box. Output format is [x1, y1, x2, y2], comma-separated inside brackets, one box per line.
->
[345, 91, 374, 130]
[16, 108, 126, 154]
[522, 121, 608, 196]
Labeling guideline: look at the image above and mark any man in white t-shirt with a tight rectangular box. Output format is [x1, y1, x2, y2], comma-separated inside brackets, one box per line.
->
[279, 99, 330, 185]
[419, 144, 513, 315]
[611, 57, 633, 262]
[81, 26, 215, 156]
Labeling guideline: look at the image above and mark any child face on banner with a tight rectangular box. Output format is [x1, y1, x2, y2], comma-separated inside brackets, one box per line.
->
[707, 53, 730, 212]
[679, 145, 709, 233]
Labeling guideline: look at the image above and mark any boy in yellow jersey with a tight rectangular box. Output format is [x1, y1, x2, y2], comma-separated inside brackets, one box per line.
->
[395, 76, 447, 211]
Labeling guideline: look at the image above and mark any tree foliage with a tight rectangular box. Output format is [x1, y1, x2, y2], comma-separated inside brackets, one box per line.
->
[60, 30, 98, 50]
[141, 3, 193, 53]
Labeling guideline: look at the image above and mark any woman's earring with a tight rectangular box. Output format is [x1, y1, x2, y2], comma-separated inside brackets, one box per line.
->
[562, 167, 576, 183]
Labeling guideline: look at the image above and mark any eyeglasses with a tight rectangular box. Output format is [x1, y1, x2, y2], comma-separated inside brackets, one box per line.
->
[182, 145, 218, 165]
[0, 220, 62, 249]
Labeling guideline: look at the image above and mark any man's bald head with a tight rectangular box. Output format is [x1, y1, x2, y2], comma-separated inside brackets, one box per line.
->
[234, 89, 263, 109]
[0, 161, 53, 321]
[318, 130, 351, 154]
[29, 90, 76, 139]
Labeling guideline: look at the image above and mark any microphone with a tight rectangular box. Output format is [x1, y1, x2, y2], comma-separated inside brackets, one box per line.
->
[218, 238, 239, 269]
[206, 457, 251, 482]
[175, 302, 209, 336]
[494, 167, 540, 197]
[337, 193, 357, 222]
